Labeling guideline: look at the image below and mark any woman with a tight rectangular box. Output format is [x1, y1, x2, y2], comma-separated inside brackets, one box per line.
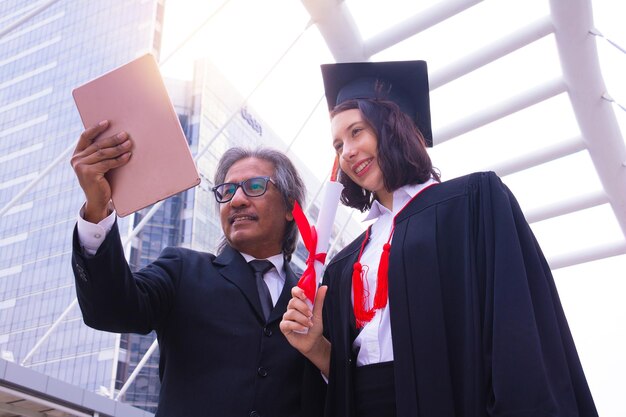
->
[280, 61, 598, 417]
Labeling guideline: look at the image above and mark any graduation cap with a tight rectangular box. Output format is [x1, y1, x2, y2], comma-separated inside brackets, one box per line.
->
[320, 60, 432, 147]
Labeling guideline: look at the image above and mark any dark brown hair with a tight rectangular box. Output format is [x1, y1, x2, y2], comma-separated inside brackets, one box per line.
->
[331, 99, 440, 212]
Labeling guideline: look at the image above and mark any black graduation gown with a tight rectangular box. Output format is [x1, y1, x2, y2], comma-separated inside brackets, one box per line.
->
[321, 171, 598, 417]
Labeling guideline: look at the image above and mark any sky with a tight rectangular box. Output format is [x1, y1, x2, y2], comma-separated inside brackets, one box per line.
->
[157, 1, 626, 415]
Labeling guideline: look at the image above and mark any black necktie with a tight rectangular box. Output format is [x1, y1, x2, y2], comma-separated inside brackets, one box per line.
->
[249, 260, 274, 320]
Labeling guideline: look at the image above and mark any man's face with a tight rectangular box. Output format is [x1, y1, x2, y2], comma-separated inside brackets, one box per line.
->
[219, 157, 293, 259]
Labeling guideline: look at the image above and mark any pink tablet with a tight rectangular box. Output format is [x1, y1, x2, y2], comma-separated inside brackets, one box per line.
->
[72, 54, 200, 217]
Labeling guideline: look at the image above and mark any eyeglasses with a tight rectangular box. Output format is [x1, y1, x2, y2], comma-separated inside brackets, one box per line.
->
[212, 176, 276, 203]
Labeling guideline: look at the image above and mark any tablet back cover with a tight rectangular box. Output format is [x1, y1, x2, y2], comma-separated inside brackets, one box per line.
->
[72, 54, 200, 217]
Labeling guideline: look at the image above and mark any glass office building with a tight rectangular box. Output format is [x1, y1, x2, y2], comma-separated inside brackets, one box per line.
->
[0, 0, 163, 401]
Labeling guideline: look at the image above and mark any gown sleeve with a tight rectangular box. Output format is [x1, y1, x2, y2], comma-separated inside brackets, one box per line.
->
[478, 172, 598, 416]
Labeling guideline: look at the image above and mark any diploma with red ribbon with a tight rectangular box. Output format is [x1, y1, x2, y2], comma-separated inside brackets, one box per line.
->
[292, 157, 343, 306]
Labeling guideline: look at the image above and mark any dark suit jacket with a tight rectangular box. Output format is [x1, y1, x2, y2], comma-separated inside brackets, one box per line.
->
[321, 172, 598, 417]
[72, 223, 324, 417]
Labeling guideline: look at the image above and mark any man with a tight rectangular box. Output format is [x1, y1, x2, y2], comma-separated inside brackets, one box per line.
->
[70, 121, 324, 417]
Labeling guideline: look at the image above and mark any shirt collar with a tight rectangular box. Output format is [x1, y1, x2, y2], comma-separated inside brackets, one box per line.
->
[240, 252, 285, 280]
[363, 179, 437, 222]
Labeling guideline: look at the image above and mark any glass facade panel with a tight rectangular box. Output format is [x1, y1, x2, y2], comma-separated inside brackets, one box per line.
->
[0, 0, 161, 410]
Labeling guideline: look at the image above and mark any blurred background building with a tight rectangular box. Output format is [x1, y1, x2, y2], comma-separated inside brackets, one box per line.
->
[0, 0, 163, 405]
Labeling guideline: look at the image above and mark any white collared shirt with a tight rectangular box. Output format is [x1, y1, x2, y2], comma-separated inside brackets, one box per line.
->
[353, 179, 436, 366]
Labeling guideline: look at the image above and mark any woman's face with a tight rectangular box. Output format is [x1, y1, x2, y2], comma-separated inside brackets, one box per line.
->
[331, 109, 390, 205]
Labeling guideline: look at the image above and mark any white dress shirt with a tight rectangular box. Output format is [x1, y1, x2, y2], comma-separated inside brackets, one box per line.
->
[76, 205, 116, 255]
[353, 179, 436, 366]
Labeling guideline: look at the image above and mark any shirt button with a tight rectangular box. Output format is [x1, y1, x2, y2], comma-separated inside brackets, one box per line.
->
[263, 327, 272, 337]
[94, 233, 101, 239]
[257, 367, 268, 377]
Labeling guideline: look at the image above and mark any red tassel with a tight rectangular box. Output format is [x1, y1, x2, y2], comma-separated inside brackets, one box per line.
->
[351, 183, 438, 328]
[352, 262, 368, 327]
[352, 227, 379, 328]
[374, 243, 390, 309]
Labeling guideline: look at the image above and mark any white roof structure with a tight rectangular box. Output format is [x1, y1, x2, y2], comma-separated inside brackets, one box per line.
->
[160, 0, 625, 415]
[299, 0, 626, 266]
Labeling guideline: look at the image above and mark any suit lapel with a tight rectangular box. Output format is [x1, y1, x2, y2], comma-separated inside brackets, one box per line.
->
[214, 245, 266, 322]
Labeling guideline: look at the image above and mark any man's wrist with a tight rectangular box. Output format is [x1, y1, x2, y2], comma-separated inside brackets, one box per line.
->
[84, 201, 112, 223]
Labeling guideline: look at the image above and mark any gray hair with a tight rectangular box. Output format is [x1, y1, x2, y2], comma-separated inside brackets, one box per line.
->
[213, 147, 306, 261]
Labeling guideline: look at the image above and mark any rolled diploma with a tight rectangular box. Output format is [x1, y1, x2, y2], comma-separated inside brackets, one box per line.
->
[295, 180, 343, 333]
[312, 180, 344, 287]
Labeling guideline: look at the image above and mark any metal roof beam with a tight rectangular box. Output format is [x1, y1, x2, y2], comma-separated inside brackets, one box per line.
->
[301, 0, 483, 63]
[549, 240, 626, 270]
[299, 0, 365, 62]
[489, 135, 586, 177]
[434, 77, 567, 143]
[364, 0, 483, 57]
[430, 15, 554, 90]
[0, 0, 62, 39]
[550, 0, 626, 239]
[524, 189, 608, 224]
